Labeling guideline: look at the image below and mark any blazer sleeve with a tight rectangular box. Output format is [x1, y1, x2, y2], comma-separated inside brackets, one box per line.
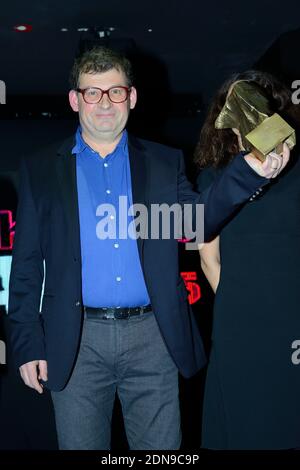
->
[196, 167, 219, 192]
[8, 157, 46, 369]
[177, 152, 268, 241]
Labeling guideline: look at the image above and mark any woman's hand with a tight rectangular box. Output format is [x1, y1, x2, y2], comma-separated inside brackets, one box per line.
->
[244, 142, 290, 179]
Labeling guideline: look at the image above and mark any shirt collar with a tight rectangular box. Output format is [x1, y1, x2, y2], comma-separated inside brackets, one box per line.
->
[71, 126, 86, 155]
[71, 126, 128, 158]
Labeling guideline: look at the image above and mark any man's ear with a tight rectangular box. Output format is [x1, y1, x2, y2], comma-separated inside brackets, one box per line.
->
[129, 86, 137, 110]
[69, 90, 79, 112]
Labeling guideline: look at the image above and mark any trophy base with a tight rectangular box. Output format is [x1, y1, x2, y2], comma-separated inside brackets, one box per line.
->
[245, 113, 295, 161]
[251, 142, 284, 162]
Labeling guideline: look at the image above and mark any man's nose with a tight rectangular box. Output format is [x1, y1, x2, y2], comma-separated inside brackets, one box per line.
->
[98, 92, 112, 108]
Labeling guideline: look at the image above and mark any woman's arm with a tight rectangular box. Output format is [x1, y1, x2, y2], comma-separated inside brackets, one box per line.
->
[198, 236, 220, 293]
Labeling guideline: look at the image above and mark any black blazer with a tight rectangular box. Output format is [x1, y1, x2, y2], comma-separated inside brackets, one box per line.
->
[8, 135, 267, 391]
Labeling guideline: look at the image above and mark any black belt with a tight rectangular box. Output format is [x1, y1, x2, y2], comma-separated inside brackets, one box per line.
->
[84, 304, 152, 320]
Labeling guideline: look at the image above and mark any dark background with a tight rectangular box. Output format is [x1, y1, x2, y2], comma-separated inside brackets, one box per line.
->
[1, 0, 300, 450]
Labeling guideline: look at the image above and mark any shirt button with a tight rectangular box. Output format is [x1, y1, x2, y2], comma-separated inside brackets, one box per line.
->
[104, 163, 108, 167]
[110, 215, 115, 220]
[106, 189, 111, 194]
[116, 276, 122, 282]
[75, 301, 81, 307]
[114, 243, 119, 248]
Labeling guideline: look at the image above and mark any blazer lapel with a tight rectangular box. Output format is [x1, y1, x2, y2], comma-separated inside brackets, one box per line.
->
[56, 137, 81, 258]
[128, 135, 148, 260]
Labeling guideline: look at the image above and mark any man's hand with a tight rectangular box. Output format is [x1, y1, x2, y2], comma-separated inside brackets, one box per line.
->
[19, 360, 48, 394]
[244, 142, 290, 179]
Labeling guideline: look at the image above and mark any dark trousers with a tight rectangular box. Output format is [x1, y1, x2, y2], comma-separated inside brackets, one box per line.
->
[51, 311, 181, 450]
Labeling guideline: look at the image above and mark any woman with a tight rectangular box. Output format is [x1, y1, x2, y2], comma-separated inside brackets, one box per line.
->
[195, 70, 300, 449]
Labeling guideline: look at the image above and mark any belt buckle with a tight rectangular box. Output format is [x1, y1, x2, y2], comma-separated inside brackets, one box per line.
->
[103, 307, 115, 320]
[115, 308, 129, 320]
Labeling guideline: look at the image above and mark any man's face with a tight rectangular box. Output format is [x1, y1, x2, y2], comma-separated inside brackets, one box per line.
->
[69, 68, 137, 142]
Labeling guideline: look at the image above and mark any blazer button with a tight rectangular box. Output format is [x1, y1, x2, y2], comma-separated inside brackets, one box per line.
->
[75, 301, 81, 307]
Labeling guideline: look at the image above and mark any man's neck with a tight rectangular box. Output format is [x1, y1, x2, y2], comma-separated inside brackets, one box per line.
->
[81, 131, 124, 158]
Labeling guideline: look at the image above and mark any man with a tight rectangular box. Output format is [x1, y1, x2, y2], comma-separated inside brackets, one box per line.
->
[8, 46, 288, 450]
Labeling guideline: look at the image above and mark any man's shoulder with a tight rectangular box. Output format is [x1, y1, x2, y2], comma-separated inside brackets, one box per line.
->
[24, 135, 75, 165]
[128, 134, 182, 160]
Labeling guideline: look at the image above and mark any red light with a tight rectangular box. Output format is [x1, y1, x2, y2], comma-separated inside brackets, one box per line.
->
[0, 210, 15, 251]
[13, 24, 33, 32]
[181, 271, 202, 304]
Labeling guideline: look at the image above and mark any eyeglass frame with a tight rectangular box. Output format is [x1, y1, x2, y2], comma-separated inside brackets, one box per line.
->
[76, 86, 132, 104]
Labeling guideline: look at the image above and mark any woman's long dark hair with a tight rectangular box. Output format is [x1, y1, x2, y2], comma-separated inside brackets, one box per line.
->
[194, 70, 299, 169]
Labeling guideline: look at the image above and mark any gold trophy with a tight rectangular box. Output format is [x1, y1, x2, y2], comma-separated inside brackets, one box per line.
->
[215, 81, 296, 161]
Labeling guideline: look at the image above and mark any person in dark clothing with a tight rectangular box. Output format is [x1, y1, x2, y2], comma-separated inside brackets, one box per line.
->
[195, 70, 300, 449]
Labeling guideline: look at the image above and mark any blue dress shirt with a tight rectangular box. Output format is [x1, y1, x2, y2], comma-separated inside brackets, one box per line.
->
[72, 127, 150, 307]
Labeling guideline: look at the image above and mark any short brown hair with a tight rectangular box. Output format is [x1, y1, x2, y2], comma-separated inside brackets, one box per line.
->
[69, 46, 134, 89]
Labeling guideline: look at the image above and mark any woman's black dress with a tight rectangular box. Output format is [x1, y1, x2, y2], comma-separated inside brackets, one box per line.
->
[197, 155, 300, 449]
